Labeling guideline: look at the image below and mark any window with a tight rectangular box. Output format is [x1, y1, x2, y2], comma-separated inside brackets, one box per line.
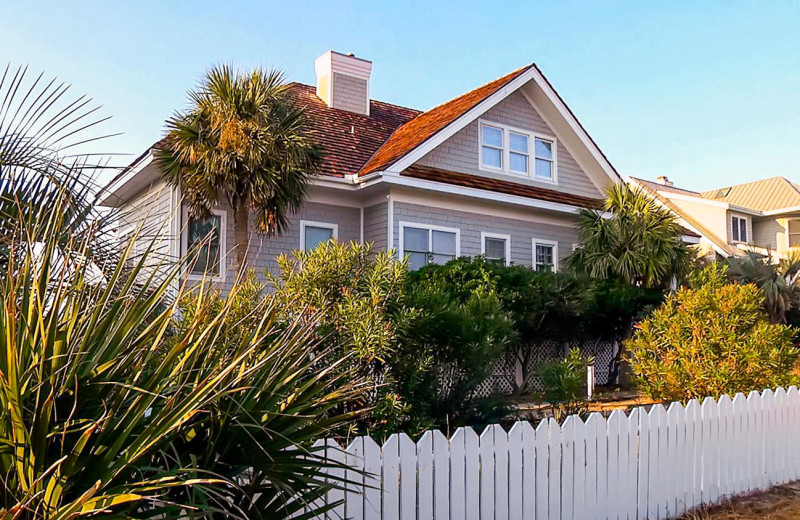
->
[731, 215, 748, 243]
[481, 232, 510, 266]
[479, 120, 556, 181]
[184, 210, 226, 278]
[534, 138, 554, 180]
[400, 222, 459, 271]
[300, 221, 338, 251]
[789, 220, 800, 248]
[532, 239, 558, 272]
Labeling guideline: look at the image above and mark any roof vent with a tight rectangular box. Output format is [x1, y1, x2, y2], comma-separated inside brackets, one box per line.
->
[314, 50, 372, 116]
[655, 175, 674, 187]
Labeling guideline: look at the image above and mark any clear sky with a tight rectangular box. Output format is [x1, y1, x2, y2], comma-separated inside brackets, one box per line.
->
[3, 1, 799, 190]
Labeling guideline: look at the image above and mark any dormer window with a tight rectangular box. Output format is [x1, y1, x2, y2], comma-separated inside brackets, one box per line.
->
[479, 120, 556, 182]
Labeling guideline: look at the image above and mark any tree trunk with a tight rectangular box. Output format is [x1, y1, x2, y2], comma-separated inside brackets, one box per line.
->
[233, 203, 249, 274]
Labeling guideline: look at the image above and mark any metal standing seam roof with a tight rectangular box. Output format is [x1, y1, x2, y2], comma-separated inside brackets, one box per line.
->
[701, 176, 800, 213]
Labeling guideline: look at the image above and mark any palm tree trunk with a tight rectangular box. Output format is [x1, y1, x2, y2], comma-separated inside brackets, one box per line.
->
[233, 203, 249, 273]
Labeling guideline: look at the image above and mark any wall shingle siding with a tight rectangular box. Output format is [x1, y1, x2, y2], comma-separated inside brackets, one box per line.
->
[363, 202, 388, 251]
[416, 90, 601, 199]
[391, 201, 577, 267]
[332, 73, 368, 114]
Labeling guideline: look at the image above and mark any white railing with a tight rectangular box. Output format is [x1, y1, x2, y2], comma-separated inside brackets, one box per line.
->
[309, 386, 800, 519]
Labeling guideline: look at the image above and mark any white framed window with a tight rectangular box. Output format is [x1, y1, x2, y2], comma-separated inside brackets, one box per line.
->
[532, 238, 558, 272]
[300, 220, 338, 251]
[479, 119, 557, 182]
[481, 232, 511, 266]
[182, 207, 227, 281]
[789, 220, 800, 248]
[731, 215, 749, 243]
[399, 222, 460, 271]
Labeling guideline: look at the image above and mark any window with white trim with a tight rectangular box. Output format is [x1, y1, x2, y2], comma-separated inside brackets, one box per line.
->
[479, 120, 557, 181]
[789, 220, 800, 248]
[400, 223, 459, 271]
[731, 215, 748, 243]
[532, 239, 558, 272]
[300, 221, 338, 251]
[481, 232, 510, 266]
[184, 209, 226, 278]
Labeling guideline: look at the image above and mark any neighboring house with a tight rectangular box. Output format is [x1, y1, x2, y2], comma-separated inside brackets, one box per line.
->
[100, 50, 622, 292]
[631, 175, 800, 260]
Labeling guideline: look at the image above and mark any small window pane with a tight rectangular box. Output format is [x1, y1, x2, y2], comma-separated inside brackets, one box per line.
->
[535, 244, 554, 271]
[740, 219, 747, 242]
[404, 227, 429, 251]
[188, 215, 221, 275]
[510, 152, 528, 173]
[482, 125, 502, 147]
[432, 230, 456, 255]
[789, 220, 800, 234]
[535, 138, 553, 160]
[407, 252, 427, 271]
[509, 132, 528, 153]
[790, 235, 800, 247]
[431, 253, 455, 265]
[485, 237, 507, 262]
[482, 146, 502, 168]
[304, 225, 334, 251]
[535, 158, 553, 179]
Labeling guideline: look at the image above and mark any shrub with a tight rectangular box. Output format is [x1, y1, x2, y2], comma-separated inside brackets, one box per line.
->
[269, 241, 414, 438]
[539, 347, 592, 422]
[627, 266, 800, 401]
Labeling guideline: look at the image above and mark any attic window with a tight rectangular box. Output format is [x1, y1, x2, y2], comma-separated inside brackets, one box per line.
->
[479, 120, 557, 182]
[712, 187, 732, 199]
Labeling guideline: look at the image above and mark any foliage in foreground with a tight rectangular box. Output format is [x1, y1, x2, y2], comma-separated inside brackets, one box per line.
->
[627, 265, 799, 401]
[0, 65, 364, 519]
[726, 250, 800, 324]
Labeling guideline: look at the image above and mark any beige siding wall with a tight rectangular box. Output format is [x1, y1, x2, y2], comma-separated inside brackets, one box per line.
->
[753, 218, 786, 252]
[669, 198, 729, 243]
[363, 202, 388, 251]
[726, 210, 753, 245]
[416, 90, 602, 199]
[332, 72, 368, 114]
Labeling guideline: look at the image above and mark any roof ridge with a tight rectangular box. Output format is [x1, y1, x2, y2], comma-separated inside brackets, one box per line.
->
[287, 81, 421, 113]
[700, 175, 790, 194]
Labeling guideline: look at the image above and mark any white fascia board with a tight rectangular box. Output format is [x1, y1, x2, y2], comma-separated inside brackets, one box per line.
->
[663, 191, 761, 215]
[374, 174, 585, 215]
[384, 67, 540, 175]
[762, 206, 800, 217]
[98, 151, 155, 206]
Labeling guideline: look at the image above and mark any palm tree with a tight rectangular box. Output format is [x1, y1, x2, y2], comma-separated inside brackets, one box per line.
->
[156, 64, 323, 271]
[727, 250, 800, 324]
[565, 184, 693, 288]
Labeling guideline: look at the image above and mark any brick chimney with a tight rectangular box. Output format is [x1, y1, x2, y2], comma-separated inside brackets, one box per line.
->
[315, 51, 372, 116]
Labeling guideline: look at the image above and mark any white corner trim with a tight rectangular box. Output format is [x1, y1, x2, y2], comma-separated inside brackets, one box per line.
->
[182, 205, 228, 283]
[359, 206, 364, 244]
[398, 221, 461, 263]
[481, 231, 512, 265]
[532, 237, 559, 272]
[387, 196, 394, 256]
[299, 220, 339, 251]
[477, 118, 558, 184]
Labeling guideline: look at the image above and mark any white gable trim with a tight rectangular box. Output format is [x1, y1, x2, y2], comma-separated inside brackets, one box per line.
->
[383, 66, 621, 188]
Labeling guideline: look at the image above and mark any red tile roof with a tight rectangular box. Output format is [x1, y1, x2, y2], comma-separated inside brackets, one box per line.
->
[358, 64, 535, 175]
[402, 164, 602, 208]
[287, 83, 420, 177]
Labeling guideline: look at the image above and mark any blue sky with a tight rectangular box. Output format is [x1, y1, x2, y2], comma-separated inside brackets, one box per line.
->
[3, 1, 799, 190]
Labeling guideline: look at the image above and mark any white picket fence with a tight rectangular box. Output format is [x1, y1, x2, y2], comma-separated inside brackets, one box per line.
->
[309, 386, 800, 519]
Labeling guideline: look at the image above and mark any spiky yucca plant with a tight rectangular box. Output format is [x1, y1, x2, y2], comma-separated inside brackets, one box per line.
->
[0, 65, 365, 519]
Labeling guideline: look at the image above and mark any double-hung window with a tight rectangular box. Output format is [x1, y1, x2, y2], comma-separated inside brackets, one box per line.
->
[532, 239, 558, 272]
[184, 209, 226, 279]
[731, 215, 748, 243]
[301, 221, 338, 251]
[481, 232, 510, 266]
[400, 222, 459, 271]
[479, 120, 556, 181]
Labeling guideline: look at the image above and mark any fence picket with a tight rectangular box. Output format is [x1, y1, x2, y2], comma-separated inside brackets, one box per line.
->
[480, 426, 496, 520]
[548, 418, 562, 520]
[465, 427, 480, 520]
[636, 407, 649, 520]
[520, 421, 537, 520]
[345, 437, 365, 520]
[647, 404, 665, 519]
[398, 433, 417, 519]
[763, 389, 777, 487]
[363, 436, 382, 519]
[507, 423, 524, 520]
[788, 387, 800, 480]
[493, 424, 509, 520]
[418, 432, 434, 519]
[562, 416, 578, 520]
[774, 387, 788, 484]
[585, 413, 603, 520]
[572, 416, 587, 520]
[624, 407, 640, 520]
[666, 402, 685, 518]
[535, 420, 549, 520]
[325, 439, 345, 520]
[382, 435, 400, 520]
[450, 428, 467, 520]
[433, 430, 450, 520]
[731, 393, 748, 495]
[747, 390, 764, 491]
[717, 395, 733, 499]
